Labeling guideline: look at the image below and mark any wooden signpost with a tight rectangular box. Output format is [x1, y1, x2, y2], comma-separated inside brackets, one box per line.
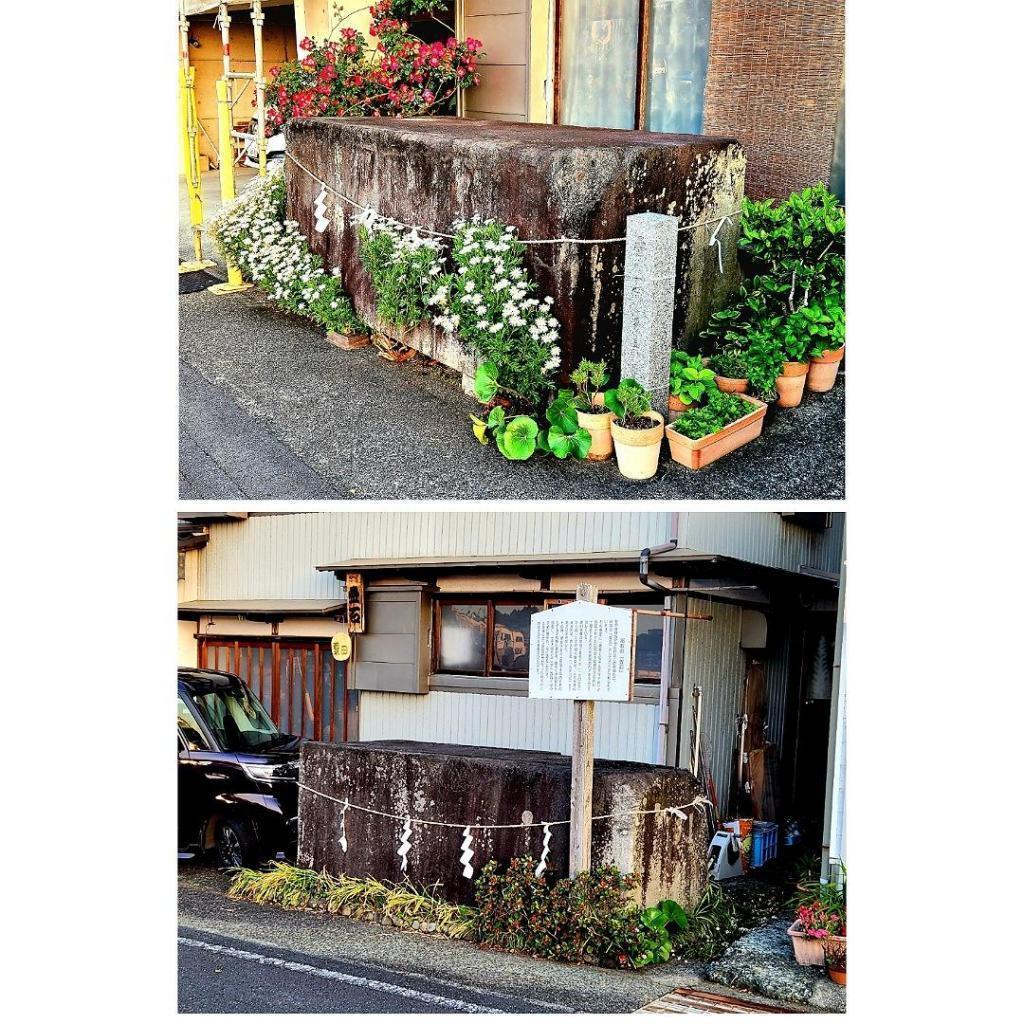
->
[528, 583, 635, 876]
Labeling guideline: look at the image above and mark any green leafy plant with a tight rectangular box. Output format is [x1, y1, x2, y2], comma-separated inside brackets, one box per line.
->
[357, 217, 443, 332]
[228, 862, 478, 939]
[604, 378, 654, 428]
[568, 359, 610, 412]
[430, 218, 561, 409]
[790, 863, 846, 938]
[669, 351, 717, 404]
[673, 882, 740, 962]
[669, 389, 752, 440]
[707, 351, 748, 379]
[632, 899, 690, 967]
[473, 857, 659, 969]
[537, 390, 593, 459]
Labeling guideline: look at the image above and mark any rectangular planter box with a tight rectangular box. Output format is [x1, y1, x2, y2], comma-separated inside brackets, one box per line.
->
[326, 330, 370, 351]
[787, 921, 846, 967]
[665, 394, 767, 470]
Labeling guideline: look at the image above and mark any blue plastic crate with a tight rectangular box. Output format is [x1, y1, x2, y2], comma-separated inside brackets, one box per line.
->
[750, 822, 778, 868]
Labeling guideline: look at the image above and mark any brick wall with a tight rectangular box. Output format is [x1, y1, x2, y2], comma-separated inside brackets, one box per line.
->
[703, 0, 845, 200]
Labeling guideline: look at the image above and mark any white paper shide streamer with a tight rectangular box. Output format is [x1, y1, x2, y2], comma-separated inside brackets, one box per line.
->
[313, 186, 330, 233]
[460, 827, 475, 879]
[338, 798, 349, 853]
[708, 215, 731, 274]
[397, 816, 412, 874]
[666, 806, 688, 822]
[534, 822, 552, 878]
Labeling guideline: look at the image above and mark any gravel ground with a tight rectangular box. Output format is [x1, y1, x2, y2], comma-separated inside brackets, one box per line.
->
[703, 917, 845, 1012]
[179, 282, 845, 500]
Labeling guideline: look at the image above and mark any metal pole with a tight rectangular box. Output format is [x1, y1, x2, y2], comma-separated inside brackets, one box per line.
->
[208, 76, 253, 295]
[251, 0, 268, 176]
[179, 65, 215, 273]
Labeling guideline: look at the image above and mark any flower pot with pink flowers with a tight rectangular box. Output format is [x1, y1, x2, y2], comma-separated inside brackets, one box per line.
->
[787, 870, 846, 969]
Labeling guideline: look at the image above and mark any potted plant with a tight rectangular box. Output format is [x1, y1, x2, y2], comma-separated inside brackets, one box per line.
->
[666, 388, 767, 470]
[707, 351, 749, 394]
[568, 359, 614, 461]
[604, 378, 665, 481]
[787, 874, 846, 967]
[668, 351, 716, 420]
[823, 936, 846, 986]
[806, 291, 846, 393]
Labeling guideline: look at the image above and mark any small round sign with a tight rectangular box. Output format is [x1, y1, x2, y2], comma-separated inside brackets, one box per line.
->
[330, 632, 352, 662]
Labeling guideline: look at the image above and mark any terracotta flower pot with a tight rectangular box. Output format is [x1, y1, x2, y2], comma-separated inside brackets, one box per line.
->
[828, 967, 847, 987]
[667, 394, 695, 424]
[577, 408, 615, 461]
[610, 412, 665, 481]
[787, 921, 846, 968]
[666, 394, 766, 470]
[713, 374, 749, 394]
[775, 361, 809, 408]
[807, 345, 845, 393]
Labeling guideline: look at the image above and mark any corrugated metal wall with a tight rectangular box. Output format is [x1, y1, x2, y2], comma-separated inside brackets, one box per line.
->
[678, 512, 844, 575]
[198, 510, 676, 600]
[676, 597, 747, 814]
[358, 690, 661, 764]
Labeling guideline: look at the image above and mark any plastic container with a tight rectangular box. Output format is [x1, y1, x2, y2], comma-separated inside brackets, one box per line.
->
[750, 821, 778, 868]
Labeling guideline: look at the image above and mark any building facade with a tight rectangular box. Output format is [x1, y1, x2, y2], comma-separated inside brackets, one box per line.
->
[179, 510, 845, 825]
[183, 1, 845, 199]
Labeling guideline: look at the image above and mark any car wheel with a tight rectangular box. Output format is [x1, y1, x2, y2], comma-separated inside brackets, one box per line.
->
[215, 817, 259, 869]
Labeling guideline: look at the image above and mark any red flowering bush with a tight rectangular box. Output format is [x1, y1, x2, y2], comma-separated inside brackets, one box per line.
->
[264, 1, 483, 132]
[796, 899, 846, 938]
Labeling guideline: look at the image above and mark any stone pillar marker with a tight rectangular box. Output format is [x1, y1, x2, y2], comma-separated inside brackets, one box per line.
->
[620, 213, 679, 411]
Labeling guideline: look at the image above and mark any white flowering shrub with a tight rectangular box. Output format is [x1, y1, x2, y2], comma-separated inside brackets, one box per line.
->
[356, 212, 445, 332]
[428, 218, 560, 408]
[210, 170, 361, 335]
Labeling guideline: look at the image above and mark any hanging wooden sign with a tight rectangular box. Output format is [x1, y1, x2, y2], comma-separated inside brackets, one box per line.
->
[345, 573, 365, 634]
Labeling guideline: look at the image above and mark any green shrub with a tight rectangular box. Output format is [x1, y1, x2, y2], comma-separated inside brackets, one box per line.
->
[474, 857, 660, 968]
[670, 389, 752, 440]
[707, 351, 748, 379]
[674, 882, 741, 961]
[669, 351, 717, 404]
[357, 218, 442, 331]
[227, 862, 478, 938]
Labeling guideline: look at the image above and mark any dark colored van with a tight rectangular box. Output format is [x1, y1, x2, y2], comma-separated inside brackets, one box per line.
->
[177, 668, 299, 867]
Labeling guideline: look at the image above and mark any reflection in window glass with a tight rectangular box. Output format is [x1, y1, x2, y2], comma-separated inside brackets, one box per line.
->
[646, 0, 711, 134]
[633, 610, 664, 678]
[438, 603, 488, 673]
[177, 697, 208, 751]
[492, 603, 541, 674]
[559, 0, 640, 129]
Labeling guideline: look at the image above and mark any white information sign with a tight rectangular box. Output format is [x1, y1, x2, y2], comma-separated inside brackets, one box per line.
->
[528, 601, 635, 702]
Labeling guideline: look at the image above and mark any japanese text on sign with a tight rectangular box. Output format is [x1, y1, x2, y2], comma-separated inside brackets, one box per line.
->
[528, 601, 634, 702]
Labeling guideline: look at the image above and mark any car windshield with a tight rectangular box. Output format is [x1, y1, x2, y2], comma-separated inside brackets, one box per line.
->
[189, 682, 281, 752]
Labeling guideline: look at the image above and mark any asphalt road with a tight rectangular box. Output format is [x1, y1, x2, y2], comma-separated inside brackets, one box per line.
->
[178, 930, 555, 1013]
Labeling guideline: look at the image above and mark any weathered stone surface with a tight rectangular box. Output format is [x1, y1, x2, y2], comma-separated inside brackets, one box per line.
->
[285, 117, 745, 383]
[298, 740, 709, 908]
[621, 213, 679, 409]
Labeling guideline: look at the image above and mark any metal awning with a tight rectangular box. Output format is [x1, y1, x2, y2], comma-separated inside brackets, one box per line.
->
[316, 549, 717, 576]
[178, 598, 346, 619]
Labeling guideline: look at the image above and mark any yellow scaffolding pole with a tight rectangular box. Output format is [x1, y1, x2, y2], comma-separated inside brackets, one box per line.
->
[252, 0, 268, 176]
[179, 66, 216, 272]
[208, 77, 253, 294]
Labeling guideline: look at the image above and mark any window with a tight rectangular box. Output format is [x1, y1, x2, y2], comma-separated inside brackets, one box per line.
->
[177, 697, 208, 751]
[434, 598, 661, 681]
[558, 0, 712, 133]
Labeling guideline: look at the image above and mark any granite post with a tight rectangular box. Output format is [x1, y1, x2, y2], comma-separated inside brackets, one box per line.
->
[620, 213, 679, 411]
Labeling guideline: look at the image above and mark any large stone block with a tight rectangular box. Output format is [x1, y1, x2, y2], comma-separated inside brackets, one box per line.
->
[297, 740, 709, 909]
[285, 117, 745, 383]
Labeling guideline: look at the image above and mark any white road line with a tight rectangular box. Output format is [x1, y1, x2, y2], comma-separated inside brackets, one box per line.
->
[179, 936, 535, 1014]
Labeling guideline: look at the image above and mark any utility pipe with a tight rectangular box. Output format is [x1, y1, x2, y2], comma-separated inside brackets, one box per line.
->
[251, 0, 268, 176]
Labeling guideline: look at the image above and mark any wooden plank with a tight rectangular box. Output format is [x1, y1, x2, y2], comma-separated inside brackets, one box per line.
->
[569, 581, 598, 877]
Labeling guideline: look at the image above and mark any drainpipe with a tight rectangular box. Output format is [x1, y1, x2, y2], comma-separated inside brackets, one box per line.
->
[650, 514, 679, 764]
[819, 526, 847, 884]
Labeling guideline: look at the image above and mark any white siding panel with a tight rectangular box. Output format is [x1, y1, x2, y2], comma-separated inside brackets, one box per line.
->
[198, 511, 676, 600]
[357, 691, 660, 764]
[678, 512, 845, 575]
